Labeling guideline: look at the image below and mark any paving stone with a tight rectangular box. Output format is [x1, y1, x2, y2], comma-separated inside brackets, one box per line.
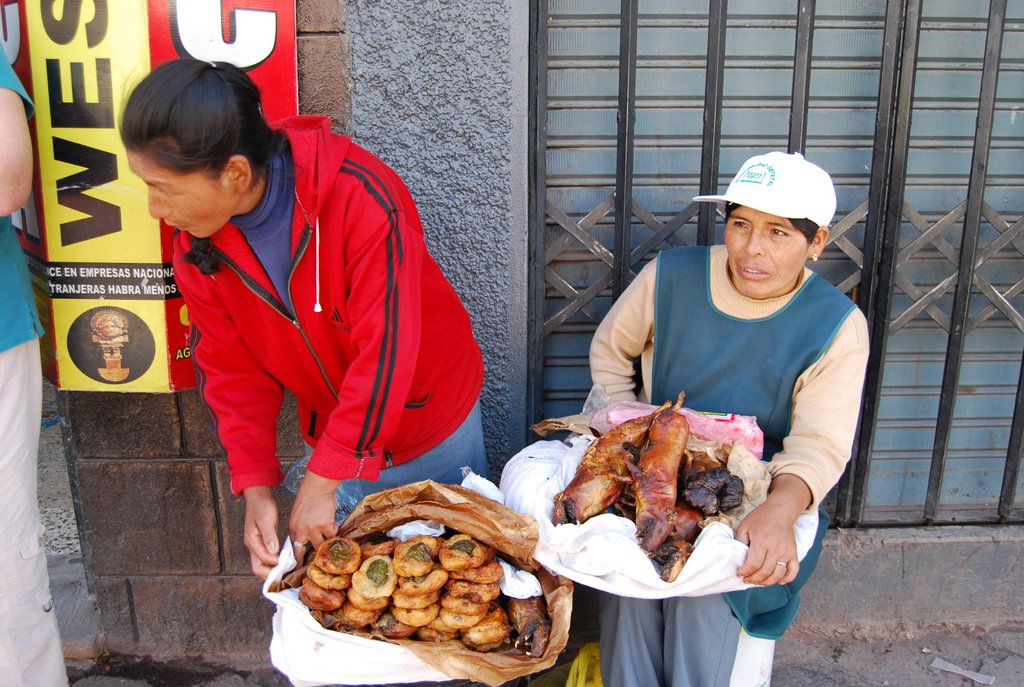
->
[215, 463, 294, 575]
[76, 461, 219, 575]
[178, 388, 224, 458]
[297, 0, 345, 32]
[193, 675, 250, 687]
[275, 392, 305, 458]
[92, 577, 138, 652]
[298, 34, 351, 131]
[66, 392, 180, 458]
[128, 576, 275, 660]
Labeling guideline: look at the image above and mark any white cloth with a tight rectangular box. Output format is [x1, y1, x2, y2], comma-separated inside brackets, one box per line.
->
[499, 437, 819, 599]
[0, 339, 68, 687]
[265, 542, 454, 686]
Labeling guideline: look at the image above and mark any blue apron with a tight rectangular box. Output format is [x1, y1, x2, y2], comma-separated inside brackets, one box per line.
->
[650, 246, 854, 639]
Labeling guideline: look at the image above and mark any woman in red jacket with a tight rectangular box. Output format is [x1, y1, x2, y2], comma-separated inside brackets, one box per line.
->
[121, 58, 487, 578]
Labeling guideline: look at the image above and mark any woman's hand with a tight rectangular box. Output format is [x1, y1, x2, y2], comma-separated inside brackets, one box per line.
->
[288, 471, 343, 559]
[242, 486, 281, 579]
[734, 474, 811, 587]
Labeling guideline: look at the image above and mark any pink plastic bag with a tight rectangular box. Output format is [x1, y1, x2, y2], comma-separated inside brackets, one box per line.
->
[589, 399, 764, 459]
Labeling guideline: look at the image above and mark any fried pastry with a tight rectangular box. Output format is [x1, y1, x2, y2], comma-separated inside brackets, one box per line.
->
[313, 537, 362, 575]
[460, 603, 513, 651]
[440, 593, 489, 616]
[391, 587, 441, 610]
[306, 564, 352, 591]
[351, 554, 398, 599]
[299, 576, 345, 612]
[393, 535, 442, 577]
[448, 558, 503, 584]
[397, 565, 449, 594]
[346, 584, 391, 611]
[374, 610, 418, 639]
[439, 534, 494, 571]
[391, 602, 440, 627]
[358, 534, 398, 558]
[444, 579, 501, 603]
[438, 606, 487, 629]
[338, 600, 383, 629]
[415, 625, 459, 642]
[426, 615, 460, 634]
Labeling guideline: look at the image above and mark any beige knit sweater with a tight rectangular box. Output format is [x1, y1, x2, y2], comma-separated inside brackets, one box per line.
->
[589, 245, 870, 510]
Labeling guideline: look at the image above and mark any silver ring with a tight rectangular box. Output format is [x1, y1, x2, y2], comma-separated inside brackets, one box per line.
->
[293, 540, 309, 548]
[775, 560, 788, 567]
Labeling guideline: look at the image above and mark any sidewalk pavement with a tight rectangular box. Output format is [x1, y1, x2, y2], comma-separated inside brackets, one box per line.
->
[53, 553, 1024, 687]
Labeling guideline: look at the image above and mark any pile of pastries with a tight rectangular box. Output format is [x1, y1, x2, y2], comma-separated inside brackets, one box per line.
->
[298, 532, 551, 655]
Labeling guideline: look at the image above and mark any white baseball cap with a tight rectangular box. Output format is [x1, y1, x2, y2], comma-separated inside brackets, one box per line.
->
[693, 151, 836, 227]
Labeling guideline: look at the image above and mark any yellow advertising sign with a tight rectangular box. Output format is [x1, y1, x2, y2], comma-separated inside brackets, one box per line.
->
[11, 0, 297, 391]
[24, 0, 169, 390]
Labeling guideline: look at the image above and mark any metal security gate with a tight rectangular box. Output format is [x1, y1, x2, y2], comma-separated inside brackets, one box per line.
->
[527, 0, 1024, 526]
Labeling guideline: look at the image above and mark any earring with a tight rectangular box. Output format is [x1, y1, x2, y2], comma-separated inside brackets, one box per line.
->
[811, 253, 818, 262]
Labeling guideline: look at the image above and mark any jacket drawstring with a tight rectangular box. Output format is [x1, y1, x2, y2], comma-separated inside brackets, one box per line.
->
[313, 216, 323, 313]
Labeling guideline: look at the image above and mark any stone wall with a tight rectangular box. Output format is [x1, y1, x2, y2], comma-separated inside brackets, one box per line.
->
[346, 0, 531, 467]
[62, 386, 305, 659]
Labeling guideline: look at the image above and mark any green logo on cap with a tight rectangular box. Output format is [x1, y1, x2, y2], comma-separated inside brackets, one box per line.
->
[737, 163, 775, 186]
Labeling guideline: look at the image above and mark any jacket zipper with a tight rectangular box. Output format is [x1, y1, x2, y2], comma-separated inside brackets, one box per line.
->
[212, 224, 338, 399]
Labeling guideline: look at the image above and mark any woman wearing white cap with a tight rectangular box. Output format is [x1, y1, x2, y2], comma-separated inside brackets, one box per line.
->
[590, 151, 870, 686]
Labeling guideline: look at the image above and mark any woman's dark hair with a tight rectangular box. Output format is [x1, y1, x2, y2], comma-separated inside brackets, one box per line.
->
[120, 57, 287, 179]
[725, 202, 819, 242]
[122, 58, 289, 275]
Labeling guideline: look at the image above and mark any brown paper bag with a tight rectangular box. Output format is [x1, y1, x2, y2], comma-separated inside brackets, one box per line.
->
[289, 480, 573, 687]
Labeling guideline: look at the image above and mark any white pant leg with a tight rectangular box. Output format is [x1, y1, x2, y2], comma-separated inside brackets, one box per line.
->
[0, 339, 68, 687]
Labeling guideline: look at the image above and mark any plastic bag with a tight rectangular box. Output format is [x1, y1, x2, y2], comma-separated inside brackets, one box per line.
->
[566, 642, 603, 687]
[586, 385, 764, 458]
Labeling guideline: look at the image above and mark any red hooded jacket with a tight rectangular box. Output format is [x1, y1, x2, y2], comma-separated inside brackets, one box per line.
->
[174, 116, 484, 495]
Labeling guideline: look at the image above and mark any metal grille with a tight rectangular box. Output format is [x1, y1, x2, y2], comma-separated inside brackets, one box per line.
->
[528, 0, 1024, 526]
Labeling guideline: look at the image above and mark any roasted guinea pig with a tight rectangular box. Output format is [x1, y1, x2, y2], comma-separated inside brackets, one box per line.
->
[683, 466, 744, 516]
[648, 537, 695, 583]
[631, 396, 690, 552]
[646, 503, 704, 583]
[507, 595, 552, 657]
[551, 399, 672, 525]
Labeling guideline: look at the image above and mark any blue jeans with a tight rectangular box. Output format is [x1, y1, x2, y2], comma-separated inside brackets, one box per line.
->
[284, 400, 488, 522]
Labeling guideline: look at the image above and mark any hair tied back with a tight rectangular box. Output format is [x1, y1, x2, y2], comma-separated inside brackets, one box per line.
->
[183, 236, 220, 275]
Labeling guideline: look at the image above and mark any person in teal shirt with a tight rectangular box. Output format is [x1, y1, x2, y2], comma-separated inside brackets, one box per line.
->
[0, 56, 69, 686]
